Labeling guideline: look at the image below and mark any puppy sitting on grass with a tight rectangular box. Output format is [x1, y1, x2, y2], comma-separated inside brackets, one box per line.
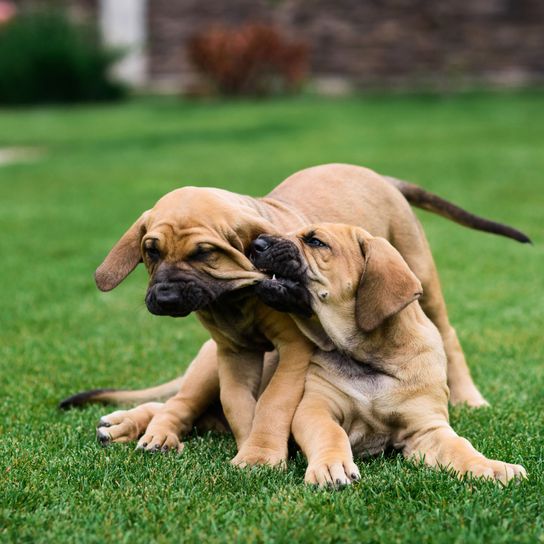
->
[250, 224, 526, 486]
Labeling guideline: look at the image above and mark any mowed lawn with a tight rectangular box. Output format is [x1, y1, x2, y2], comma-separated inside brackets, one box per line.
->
[0, 92, 543, 543]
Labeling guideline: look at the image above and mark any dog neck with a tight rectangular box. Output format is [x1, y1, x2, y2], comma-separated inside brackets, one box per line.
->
[297, 300, 439, 370]
[291, 314, 336, 352]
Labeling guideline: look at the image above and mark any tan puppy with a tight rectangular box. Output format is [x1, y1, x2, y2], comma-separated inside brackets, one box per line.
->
[59, 164, 529, 465]
[250, 224, 527, 485]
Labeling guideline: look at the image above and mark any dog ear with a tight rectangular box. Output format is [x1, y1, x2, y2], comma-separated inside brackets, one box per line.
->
[95, 212, 149, 292]
[355, 234, 423, 333]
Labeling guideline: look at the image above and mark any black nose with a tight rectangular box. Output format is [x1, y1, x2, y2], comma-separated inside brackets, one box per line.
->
[251, 236, 271, 254]
[154, 283, 179, 306]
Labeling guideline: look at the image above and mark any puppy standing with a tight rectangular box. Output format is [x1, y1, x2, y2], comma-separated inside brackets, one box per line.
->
[251, 224, 527, 485]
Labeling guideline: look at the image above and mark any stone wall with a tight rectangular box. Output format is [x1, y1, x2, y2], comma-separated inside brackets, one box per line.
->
[21, 0, 544, 92]
[147, 0, 544, 92]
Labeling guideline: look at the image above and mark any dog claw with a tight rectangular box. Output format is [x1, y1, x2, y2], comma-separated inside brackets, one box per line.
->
[96, 427, 111, 446]
[97, 418, 112, 428]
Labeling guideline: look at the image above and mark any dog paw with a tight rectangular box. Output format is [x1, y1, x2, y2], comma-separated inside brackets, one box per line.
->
[305, 458, 361, 488]
[449, 385, 489, 408]
[95, 402, 164, 446]
[96, 410, 141, 446]
[463, 459, 527, 484]
[231, 445, 287, 469]
[135, 430, 184, 454]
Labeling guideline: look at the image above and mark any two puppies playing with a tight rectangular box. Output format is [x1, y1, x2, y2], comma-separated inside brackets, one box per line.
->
[97, 221, 526, 486]
[75, 163, 531, 485]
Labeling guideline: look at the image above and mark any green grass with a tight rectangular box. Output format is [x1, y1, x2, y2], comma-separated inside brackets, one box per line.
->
[0, 91, 543, 543]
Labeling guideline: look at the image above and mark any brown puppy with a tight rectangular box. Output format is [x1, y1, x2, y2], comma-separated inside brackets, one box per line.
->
[250, 224, 527, 484]
[60, 164, 529, 466]
[91, 187, 316, 467]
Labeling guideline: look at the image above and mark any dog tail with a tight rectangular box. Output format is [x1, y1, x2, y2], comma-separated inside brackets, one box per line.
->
[385, 176, 531, 244]
[58, 376, 184, 410]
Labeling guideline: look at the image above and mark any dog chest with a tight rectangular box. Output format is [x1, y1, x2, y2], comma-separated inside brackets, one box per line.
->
[310, 349, 400, 455]
[198, 296, 273, 352]
[311, 349, 394, 395]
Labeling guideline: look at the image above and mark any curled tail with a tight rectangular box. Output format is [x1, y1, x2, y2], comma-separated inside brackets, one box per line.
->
[385, 176, 531, 244]
[59, 376, 183, 410]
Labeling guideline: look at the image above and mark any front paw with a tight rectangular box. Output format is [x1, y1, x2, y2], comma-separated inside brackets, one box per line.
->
[305, 457, 360, 488]
[96, 410, 141, 445]
[95, 402, 163, 446]
[231, 444, 287, 469]
[135, 429, 184, 454]
[463, 458, 527, 484]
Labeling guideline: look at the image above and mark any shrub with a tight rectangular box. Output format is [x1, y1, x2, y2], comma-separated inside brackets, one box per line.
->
[0, 10, 125, 105]
[187, 23, 309, 96]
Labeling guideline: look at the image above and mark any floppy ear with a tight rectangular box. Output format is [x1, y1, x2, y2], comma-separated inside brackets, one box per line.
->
[355, 235, 423, 333]
[95, 212, 149, 292]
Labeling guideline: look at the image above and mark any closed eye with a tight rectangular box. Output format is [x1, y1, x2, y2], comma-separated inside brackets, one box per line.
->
[302, 235, 328, 249]
[188, 245, 215, 261]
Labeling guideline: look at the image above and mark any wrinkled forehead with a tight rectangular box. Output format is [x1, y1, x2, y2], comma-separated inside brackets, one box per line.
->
[146, 211, 205, 235]
[151, 186, 243, 220]
[294, 222, 353, 239]
[143, 212, 232, 259]
[145, 188, 245, 240]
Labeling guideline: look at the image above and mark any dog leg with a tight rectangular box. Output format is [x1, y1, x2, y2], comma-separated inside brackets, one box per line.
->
[440, 323, 489, 407]
[136, 339, 221, 453]
[292, 396, 359, 487]
[231, 335, 313, 468]
[391, 215, 487, 408]
[420, 286, 489, 407]
[216, 348, 264, 450]
[96, 402, 163, 445]
[403, 425, 526, 484]
[406, 245, 488, 407]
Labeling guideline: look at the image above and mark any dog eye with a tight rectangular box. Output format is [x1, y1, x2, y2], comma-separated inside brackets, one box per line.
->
[188, 246, 214, 261]
[303, 236, 328, 248]
[145, 246, 161, 262]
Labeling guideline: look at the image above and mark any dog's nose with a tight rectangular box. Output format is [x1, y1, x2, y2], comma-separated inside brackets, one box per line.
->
[251, 236, 271, 254]
[154, 284, 179, 306]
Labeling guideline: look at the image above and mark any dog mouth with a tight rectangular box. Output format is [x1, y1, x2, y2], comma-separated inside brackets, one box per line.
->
[260, 273, 298, 291]
[255, 272, 313, 318]
[145, 268, 231, 318]
[250, 242, 314, 317]
[145, 282, 215, 317]
[258, 268, 301, 287]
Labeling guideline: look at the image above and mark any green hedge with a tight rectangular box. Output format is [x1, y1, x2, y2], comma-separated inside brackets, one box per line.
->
[0, 10, 126, 105]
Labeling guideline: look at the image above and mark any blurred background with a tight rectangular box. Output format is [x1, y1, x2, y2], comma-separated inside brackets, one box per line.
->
[1, 0, 544, 103]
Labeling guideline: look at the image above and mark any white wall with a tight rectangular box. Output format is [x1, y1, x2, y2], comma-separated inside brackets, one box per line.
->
[99, 0, 147, 86]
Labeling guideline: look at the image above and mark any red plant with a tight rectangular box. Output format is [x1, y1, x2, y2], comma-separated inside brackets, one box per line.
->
[187, 23, 309, 96]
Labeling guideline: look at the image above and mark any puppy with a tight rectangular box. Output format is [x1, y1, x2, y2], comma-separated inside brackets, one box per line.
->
[61, 164, 529, 465]
[250, 224, 527, 485]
